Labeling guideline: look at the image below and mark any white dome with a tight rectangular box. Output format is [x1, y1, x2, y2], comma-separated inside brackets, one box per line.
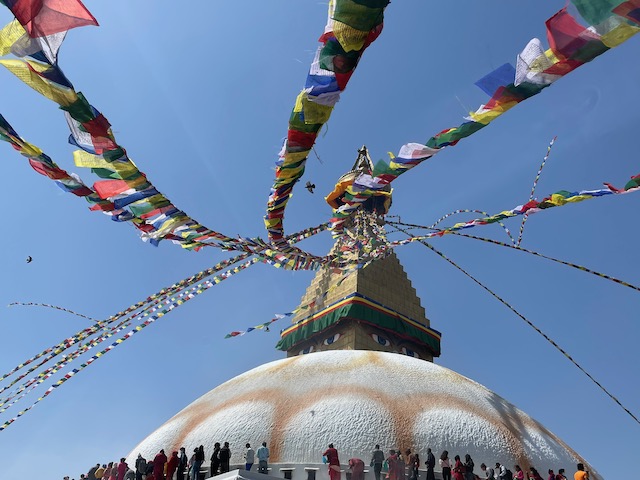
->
[128, 351, 597, 478]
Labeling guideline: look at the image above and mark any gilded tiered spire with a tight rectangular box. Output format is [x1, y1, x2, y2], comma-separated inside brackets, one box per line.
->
[277, 147, 441, 360]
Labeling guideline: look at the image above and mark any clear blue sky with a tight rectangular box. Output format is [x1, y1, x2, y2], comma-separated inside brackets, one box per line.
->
[0, 1, 638, 479]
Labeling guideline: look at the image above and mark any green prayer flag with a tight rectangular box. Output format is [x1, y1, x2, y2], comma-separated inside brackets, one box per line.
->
[571, 0, 624, 25]
[333, 0, 385, 32]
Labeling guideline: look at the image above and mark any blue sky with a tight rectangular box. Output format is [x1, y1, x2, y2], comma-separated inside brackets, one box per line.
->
[0, 1, 638, 479]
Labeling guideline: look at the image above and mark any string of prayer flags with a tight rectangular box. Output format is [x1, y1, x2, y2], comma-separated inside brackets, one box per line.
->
[389, 172, 640, 247]
[224, 314, 290, 339]
[516, 136, 557, 246]
[0, 4, 251, 251]
[0, 257, 262, 428]
[265, 0, 389, 243]
[8, 302, 99, 322]
[329, 4, 640, 236]
[395, 225, 640, 427]
[0, 222, 330, 427]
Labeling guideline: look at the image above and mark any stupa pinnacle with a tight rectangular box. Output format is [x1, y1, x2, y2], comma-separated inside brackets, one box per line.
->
[278, 147, 440, 360]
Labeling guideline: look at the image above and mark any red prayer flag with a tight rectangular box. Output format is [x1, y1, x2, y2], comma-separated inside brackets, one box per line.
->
[545, 8, 600, 60]
[545, 8, 600, 58]
[9, 0, 98, 38]
[613, 0, 640, 25]
[28, 158, 67, 179]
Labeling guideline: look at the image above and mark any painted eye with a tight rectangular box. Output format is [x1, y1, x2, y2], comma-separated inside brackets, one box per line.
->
[300, 346, 314, 355]
[324, 333, 341, 345]
[402, 347, 420, 359]
[370, 334, 390, 346]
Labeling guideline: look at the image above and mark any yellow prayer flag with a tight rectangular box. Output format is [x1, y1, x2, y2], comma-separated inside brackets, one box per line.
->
[301, 94, 334, 124]
[0, 20, 25, 57]
[549, 194, 568, 206]
[73, 150, 139, 178]
[469, 101, 518, 125]
[293, 91, 305, 113]
[333, 20, 369, 52]
[601, 22, 640, 48]
[19, 141, 43, 158]
[564, 194, 591, 204]
[0, 59, 78, 106]
[282, 150, 309, 165]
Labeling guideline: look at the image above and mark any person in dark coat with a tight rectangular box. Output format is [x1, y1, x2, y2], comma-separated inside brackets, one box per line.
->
[219, 442, 231, 473]
[425, 448, 436, 480]
[210, 443, 221, 477]
[177, 447, 188, 480]
[154, 450, 168, 480]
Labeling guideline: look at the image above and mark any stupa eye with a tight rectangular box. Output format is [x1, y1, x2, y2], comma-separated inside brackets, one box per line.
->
[299, 345, 315, 355]
[324, 333, 341, 345]
[402, 347, 420, 359]
[371, 334, 390, 346]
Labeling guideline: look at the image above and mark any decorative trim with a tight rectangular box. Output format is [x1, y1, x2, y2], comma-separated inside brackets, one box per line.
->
[277, 292, 441, 355]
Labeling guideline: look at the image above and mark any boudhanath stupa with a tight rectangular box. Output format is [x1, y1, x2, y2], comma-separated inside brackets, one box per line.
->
[128, 149, 599, 480]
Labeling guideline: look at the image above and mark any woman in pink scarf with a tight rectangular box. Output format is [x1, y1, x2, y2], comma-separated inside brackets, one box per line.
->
[323, 443, 341, 480]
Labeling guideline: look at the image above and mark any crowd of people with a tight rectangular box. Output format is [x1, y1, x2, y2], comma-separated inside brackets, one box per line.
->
[64, 441, 270, 480]
[64, 442, 590, 480]
[326, 445, 589, 480]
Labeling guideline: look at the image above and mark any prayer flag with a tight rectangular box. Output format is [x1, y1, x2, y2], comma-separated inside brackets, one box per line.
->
[6, 0, 98, 38]
[474, 63, 516, 96]
[571, 0, 625, 25]
[613, 0, 640, 24]
[546, 8, 603, 60]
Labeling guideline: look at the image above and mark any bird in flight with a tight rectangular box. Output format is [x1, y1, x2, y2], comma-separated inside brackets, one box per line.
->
[305, 181, 316, 194]
[26, 256, 32, 263]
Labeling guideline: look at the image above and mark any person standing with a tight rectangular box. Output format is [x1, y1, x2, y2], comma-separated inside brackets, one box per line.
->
[245, 444, 255, 471]
[371, 445, 385, 480]
[256, 442, 270, 474]
[117, 459, 128, 480]
[104, 463, 114, 480]
[439, 452, 451, 480]
[210, 443, 221, 477]
[88, 464, 100, 480]
[573, 465, 588, 480]
[463, 455, 474, 480]
[387, 450, 402, 480]
[135, 456, 146, 480]
[555, 469, 567, 480]
[323, 443, 341, 480]
[219, 442, 231, 474]
[111, 461, 120, 480]
[167, 452, 179, 480]
[406, 450, 419, 480]
[177, 447, 188, 480]
[154, 450, 168, 480]
[452, 455, 464, 480]
[495, 463, 507, 480]
[190, 446, 204, 480]
[96, 465, 106, 479]
[424, 448, 436, 480]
